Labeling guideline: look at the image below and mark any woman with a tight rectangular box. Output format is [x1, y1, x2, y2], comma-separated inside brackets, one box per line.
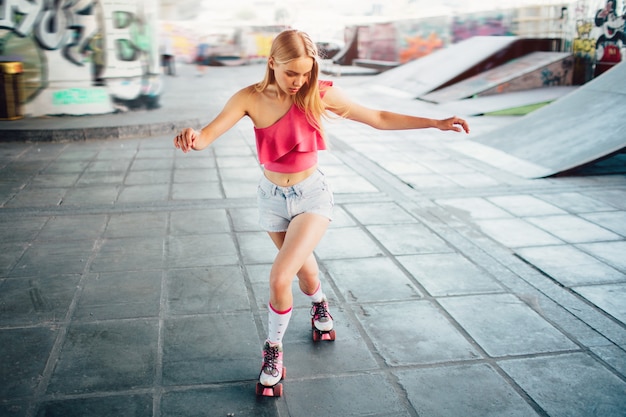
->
[174, 29, 469, 395]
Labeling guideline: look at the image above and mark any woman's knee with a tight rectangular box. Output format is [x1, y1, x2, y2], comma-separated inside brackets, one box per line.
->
[269, 270, 293, 295]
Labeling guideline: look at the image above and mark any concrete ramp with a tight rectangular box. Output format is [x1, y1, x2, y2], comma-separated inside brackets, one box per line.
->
[450, 61, 626, 178]
[437, 86, 577, 116]
[421, 51, 574, 103]
[369, 36, 561, 98]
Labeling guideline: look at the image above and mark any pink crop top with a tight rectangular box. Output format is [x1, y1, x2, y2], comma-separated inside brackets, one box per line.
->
[254, 80, 333, 173]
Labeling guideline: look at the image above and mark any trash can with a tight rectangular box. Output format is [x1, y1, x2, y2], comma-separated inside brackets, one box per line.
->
[0, 61, 24, 120]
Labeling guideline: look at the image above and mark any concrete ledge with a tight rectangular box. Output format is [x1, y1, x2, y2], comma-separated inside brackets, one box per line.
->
[0, 118, 201, 142]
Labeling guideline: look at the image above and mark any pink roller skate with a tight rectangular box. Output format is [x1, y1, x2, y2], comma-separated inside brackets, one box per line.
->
[311, 297, 335, 342]
[255, 340, 286, 397]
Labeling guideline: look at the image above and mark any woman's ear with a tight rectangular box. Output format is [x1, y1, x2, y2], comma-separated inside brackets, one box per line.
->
[268, 57, 275, 70]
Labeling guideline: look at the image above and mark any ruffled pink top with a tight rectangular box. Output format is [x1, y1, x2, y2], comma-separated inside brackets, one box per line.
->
[254, 80, 333, 173]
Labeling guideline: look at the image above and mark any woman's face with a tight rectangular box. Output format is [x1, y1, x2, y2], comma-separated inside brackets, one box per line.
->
[271, 56, 313, 96]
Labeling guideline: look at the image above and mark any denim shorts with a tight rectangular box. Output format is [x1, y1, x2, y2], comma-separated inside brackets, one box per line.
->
[257, 169, 334, 232]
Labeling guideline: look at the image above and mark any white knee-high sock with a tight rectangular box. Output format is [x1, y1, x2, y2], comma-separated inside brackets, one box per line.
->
[267, 303, 292, 344]
[303, 282, 325, 303]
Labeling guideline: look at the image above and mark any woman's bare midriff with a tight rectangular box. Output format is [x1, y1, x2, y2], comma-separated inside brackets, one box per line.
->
[264, 165, 317, 187]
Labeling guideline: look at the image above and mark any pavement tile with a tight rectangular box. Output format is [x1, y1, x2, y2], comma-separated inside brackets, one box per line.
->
[487, 195, 567, 216]
[396, 363, 539, 417]
[161, 387, 278, 417]
[316, 227, 384, 259]
[222, 180, 258, 199]
[572, 283, 626, 324]
[435, 197, 513, 221]
[536, 191, 620, 213]
[161, 313, 259, 386]
[398, 253, 504, 296]
[286, 373, 411, 417]
[11, 240, 94, 277]
[230, 207, 264, 232]
[90, 237, 164, 273]
[47, 320, 158, 394]
[4, 187, 66, 208]
[499, 353, 626, 417]
[74, 271, 161, 320]
[166, 266, 251, 315]
[171, 181, 223, 200]
[585, 189, 626, 210]
[76, 171, 126, 186]
[0, 327, 57, 400]
[36, 394, 153, 417]
[578, 241, 626, 271]
[581, 211, 626, 236]
[237, 231, 279, 264]
[358, 300, 481, 365]
[169, 208, 231, 235]
[0, 274, 79, 326]
[117, 184, 170, 203]
[125, 169, 171, 186]
[0, 216, 47, 243]
[37, 214, 107, 241]
[324, 257, 422, 302]
[439, 294, 578, 357]
[166, 234, 238, 268]
[367, 223, 452, 255]
[62, 184, 120, 206]
[516, 245, 626, 287]
[343, 201, 418, 225]
[526, 214, 622, 243]
[475, 218, 563, 247]
[105, 212, 169, 238]
[0, 242, 28, 276]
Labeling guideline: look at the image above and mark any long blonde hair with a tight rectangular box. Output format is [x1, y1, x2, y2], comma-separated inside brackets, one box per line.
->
[255, 29, 327, 135]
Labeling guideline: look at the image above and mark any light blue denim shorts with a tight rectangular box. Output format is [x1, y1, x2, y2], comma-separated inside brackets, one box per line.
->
[257, 168, 334, 232]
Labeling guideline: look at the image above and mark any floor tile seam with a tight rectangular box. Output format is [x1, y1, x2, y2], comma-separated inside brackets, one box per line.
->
[227, 210, 269, 348]
[23, 238, 106, 417]
[401, 181, 626, 202]
[0, 197, 260, 217]
[316, 257, 422, 417]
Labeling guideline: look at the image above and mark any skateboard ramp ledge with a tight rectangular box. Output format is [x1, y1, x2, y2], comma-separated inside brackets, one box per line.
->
[461, 61, 626, 178]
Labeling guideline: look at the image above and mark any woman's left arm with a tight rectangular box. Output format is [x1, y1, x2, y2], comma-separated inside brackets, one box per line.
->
[323, 85, 470, 134]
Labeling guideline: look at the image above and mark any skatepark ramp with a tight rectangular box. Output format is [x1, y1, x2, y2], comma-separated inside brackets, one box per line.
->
[421, 51, 574, 103]
[369, 36, 563, 98]
[450, 61, 626, 178]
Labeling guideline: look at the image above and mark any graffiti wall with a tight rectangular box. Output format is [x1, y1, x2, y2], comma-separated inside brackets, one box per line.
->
[0, 0, 160, 117]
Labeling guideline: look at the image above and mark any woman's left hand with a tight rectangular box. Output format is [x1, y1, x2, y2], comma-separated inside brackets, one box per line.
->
[439, 116, 470, 134]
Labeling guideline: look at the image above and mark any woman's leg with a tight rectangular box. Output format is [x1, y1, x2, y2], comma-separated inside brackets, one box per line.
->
[267, 213, 330, 311]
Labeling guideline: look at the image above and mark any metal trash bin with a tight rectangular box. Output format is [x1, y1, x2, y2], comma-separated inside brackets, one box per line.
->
[0, 62, 24, 120]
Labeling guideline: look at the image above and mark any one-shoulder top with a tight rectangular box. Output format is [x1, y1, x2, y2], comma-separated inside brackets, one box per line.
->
[254, 80, 333, 173]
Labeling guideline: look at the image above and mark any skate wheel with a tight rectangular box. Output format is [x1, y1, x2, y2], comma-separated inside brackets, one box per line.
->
[313, 329, 336, 341]
[256, 382, 283, 397]
[312, 329, 320, 341]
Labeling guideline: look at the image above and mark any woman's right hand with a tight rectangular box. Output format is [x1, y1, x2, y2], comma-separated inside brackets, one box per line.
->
[174, 128, 198, 153]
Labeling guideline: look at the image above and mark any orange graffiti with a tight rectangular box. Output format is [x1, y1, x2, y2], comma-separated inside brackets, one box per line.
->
[398, 32, 444, 63]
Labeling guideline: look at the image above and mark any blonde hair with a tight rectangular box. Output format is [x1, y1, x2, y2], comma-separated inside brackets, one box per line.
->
[255, 29, 327, 135]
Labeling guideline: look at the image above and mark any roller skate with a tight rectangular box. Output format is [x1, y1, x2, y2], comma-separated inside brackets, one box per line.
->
[311, 297, 335, 341]
[255, 340, 286, 397]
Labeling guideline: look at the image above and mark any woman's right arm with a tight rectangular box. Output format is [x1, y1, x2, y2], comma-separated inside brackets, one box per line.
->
[174, 88, 251, 153]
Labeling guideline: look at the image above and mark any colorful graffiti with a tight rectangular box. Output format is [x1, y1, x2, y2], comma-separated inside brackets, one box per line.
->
[0, 0, 160, 117]
[396, 18, 448, 63]
[451, 12, 513, 43]
[593, 0, 625, 75]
